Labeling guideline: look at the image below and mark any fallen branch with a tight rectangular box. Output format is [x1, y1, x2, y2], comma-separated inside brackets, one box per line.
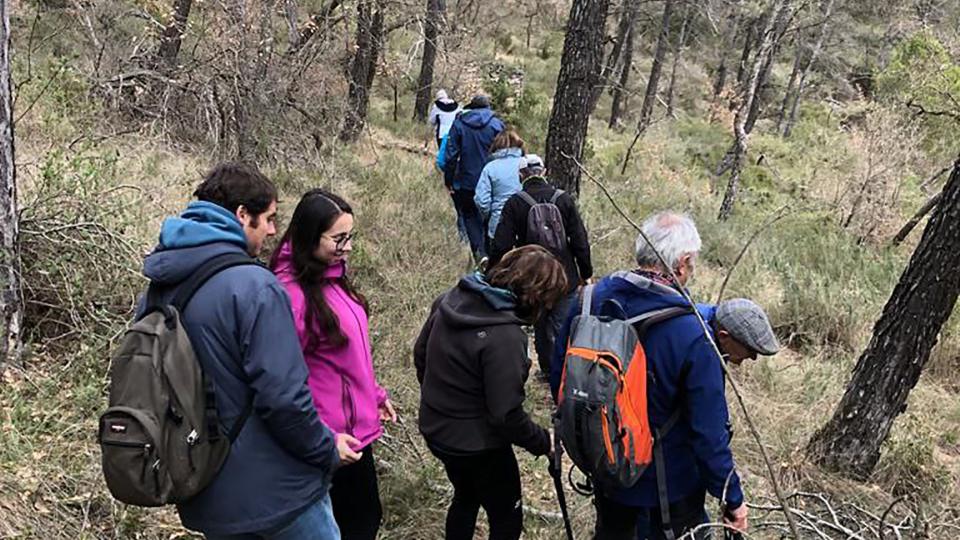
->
[878, 496, 908, 539]
[564, 152, 802, 540]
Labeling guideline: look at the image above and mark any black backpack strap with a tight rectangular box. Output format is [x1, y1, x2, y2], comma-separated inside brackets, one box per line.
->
[517, 190, 538, 207]
[549, 189, 564, 204]
[625, 306, 693, 338]
[171, 252, 260, 312]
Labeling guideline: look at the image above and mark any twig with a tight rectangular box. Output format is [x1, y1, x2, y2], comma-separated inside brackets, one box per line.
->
[716, 204, 790, 304]
[565, 152, 803, 540]
[878, 496, 908, 539]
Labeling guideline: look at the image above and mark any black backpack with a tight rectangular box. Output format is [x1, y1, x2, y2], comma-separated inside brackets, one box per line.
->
[98, 252, 257, 506]
[517, 190, 568, 254]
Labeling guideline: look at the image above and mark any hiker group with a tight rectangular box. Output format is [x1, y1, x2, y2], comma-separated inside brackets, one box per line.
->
[99, 91, 780, 540]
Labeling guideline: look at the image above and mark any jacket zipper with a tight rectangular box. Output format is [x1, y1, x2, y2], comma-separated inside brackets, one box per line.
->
[330, 285, 369, 436]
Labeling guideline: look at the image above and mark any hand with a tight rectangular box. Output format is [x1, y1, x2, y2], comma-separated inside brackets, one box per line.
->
[723, 503, 748, 533]
[378, 399, 398, 423]
[335, 433, 363, 464]
[446, 185, 454, 195]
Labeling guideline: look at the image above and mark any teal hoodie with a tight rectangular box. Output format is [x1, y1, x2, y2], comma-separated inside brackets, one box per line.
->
[158, 201, 248, 250]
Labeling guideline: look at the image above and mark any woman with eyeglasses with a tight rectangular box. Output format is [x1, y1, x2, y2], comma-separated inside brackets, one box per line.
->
[270, 189, 396, 540]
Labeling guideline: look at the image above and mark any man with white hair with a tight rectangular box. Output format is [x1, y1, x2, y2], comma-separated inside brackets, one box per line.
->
[550, 211, 776, 539]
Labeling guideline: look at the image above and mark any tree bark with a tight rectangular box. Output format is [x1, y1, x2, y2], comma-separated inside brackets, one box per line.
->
[0, 0, 21, 372]
[636, 0, 675, 134]
[340, 0, 384, 142]
[807, 158, 960, 478]
[608, 15, 635, 129]
[156, 0, 193, 69]
[544, 0, 610, 195]
[665, 7, 691, 118]
[718, 0, 789, 221]
[782, 0, 834, 137]
[413, 0, 445, 122]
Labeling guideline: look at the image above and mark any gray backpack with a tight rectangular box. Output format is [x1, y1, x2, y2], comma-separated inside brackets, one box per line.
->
[518, 190, 567, 254]
[98, 253, 256, 506]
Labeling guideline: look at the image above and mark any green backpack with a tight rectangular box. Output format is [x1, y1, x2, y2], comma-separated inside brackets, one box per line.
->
[98, 252, 257, 506]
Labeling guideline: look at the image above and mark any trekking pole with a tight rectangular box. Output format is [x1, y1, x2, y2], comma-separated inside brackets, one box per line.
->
[549, 422, 575, 540]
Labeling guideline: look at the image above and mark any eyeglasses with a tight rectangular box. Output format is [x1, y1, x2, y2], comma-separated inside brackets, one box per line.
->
[323, 231, 355, 251]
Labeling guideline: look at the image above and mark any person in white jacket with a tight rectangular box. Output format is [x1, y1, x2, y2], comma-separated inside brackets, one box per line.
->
[429, 89, 461, 147]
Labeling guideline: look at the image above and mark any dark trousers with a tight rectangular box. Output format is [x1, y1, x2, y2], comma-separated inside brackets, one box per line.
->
[534, 291, 578, 375]
[330, 446, 382, 540]
[593, 490, 710, 540]
[451, 188, 486, 259]
[430, 445, 523, 540]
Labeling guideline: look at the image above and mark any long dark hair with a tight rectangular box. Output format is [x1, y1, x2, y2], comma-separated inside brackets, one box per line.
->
[270, 189, 367, 349]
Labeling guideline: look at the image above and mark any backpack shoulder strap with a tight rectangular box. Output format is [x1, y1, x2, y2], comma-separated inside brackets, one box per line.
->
[549, 189, 564, 204]
[517, 190, 538, 207]
[625, 306, 693, 338]
[171, 252, 260, 312]
[580, 284, 595, 318]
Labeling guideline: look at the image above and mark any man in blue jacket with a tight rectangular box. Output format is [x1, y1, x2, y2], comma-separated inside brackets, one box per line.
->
[549, 212, 779, 539]
[442, 95, 505, 261]
[139, 162, 358, 539]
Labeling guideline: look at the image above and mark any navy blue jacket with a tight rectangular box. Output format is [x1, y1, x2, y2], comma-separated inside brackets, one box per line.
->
[549, 272, 743, 509]
[442, 107, 504, 191]
[139, 202, 340, 535]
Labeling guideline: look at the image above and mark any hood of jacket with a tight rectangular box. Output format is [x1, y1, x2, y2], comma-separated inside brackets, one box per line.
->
[437, 273, 523, 329]
[143, 201, 251, 286]
[459, 107, 496, 129]
[435, 99, 459, 112]
[489, 147, 523, 161]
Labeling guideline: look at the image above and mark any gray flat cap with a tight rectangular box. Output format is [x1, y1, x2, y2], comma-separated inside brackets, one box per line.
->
[716, 298, 780, 355]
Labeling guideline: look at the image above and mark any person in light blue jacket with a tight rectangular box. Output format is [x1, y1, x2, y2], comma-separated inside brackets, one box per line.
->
[474, 128, 524, 249]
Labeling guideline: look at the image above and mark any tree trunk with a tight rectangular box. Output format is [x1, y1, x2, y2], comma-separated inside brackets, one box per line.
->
[807, 158, 960, 478]
[776, 37, 804, 133]
[340, 0, 384, 142]
[608, 17, 635, 129]
[544, 0, 610, 195]
[156, 0, 193, 69]
[590, 0, 636, 114]
[636, 0, 674, 134]
[0, 0, 21, 372]
[413, 0, 445, 122]
[713, 10, 742, 101]
[744, 2, 791, 134]
[284, 0, 300, 49]
[718, 0, 789, 221]
[665, 7, 691, 118]
[734, 17, 757, 90]
[782, 0, 834, 137]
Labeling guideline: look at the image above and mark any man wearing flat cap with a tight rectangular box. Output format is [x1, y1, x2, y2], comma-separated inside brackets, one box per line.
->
[550, 211, 780, 540]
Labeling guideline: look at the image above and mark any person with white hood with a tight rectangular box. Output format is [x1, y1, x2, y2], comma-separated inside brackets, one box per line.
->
[429, 89, 461, 147]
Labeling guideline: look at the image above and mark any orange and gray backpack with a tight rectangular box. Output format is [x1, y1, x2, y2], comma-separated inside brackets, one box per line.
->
[555, 279, 690, 491]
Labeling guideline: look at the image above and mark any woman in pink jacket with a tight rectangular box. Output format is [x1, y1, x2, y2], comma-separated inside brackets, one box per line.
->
[270, 189, 396, 540]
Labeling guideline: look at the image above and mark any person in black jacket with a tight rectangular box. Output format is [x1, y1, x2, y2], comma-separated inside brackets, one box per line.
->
[489, 155, 593, 378]
[414, 245, 569, 540]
